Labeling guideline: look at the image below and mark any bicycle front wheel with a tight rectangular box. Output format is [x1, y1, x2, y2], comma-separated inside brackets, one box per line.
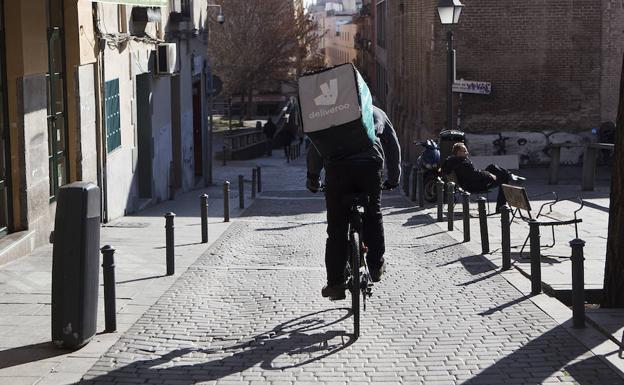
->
[350, 231, 360, 338]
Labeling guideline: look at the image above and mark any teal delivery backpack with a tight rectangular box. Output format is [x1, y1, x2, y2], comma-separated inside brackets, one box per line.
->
[298, 63, 375, 161]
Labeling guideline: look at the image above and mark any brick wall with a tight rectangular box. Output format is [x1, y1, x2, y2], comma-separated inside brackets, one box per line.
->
[383, 0, 620, 162]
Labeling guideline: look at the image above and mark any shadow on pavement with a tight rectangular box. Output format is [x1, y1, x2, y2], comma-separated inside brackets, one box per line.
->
[80, 308, 356, 383]
[0, 342, 67, 369]
[462, 325, 622, 385]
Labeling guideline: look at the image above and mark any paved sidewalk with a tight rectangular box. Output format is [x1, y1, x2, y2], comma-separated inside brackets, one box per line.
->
[0, 148, 303, 385]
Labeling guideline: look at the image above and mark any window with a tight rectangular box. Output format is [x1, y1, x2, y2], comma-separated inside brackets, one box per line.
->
[105, 79, 121, 153]
[376, 1, 386, 48]
[47, 0, 68, 200]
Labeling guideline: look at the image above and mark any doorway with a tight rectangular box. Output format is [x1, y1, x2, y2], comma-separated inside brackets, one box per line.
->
[192, 81, 202, 177]
[0, 0, 11, 236]
[136, 73, 152, 199]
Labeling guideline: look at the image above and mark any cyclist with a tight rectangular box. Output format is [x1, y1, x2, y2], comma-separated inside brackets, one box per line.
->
[306, 105, 401, 300]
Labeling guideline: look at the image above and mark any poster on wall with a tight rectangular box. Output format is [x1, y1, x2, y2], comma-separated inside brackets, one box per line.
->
[92, 0, 167, 6]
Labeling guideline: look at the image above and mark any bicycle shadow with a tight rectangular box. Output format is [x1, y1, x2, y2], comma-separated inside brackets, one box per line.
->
[80, 308, 355, 384]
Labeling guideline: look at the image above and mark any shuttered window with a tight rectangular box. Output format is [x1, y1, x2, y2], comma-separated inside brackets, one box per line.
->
[105, 79, 121, 153]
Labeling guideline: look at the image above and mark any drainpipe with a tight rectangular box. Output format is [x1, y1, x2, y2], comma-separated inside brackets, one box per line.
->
[92, 3, 108, 222]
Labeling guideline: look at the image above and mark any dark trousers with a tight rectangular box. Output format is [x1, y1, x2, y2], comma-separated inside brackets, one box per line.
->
[324, 162, 385, 285]
[485, 164, 511, 210]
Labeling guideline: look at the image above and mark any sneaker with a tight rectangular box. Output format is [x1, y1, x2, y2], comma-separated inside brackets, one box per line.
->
[321, 283, 346, 300]
[510, 173, 526, 183]
[370, 262, 386, 283]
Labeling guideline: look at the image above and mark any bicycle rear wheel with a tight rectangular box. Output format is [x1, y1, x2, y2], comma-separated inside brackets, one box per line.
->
[350, 231, 360, 338]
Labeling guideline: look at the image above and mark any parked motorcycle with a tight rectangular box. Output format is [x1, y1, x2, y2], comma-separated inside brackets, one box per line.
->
[415, 139, 442, 202]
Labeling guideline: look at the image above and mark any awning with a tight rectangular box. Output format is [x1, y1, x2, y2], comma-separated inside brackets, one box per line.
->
[92, 0, 167, 6]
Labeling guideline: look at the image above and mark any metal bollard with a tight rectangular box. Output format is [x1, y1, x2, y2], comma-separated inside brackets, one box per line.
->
[222, 145, 227, 166]
[529, 220, 541, 295]
[200, 194, 209, 243]
[410, 166, 417, 202]
[165, 212, 175, 276]
[238, 175, 245, 209]
[478, 197, 490, 254]
[100, 245, 117, 332]
[436, 179, 444, 222]
[447, 182, 455, 231]
[500, 205, 511, 270]
[417, 169, 425, 207]
[257, 166, 262, 193]
[402, 164, 410, 196]
[252, 168, 257, 198]
[570, 238, 586, 328]
[223, 181, 230, 222]
[462, 191, 470, 242]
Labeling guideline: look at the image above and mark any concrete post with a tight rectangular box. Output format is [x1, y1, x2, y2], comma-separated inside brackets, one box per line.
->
[256, 166, 262, 192]
[238, 175, 245, 209]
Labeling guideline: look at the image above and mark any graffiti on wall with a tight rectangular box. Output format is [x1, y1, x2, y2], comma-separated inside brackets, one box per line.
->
[464, 130, 596, 167]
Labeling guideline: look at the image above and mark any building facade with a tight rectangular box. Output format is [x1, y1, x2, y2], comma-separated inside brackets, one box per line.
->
[0, 0, 212, 265]
[373, 0, 624, 162]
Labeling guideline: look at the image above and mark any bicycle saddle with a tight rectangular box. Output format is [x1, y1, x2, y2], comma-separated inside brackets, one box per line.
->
[342, 193, 370, 207]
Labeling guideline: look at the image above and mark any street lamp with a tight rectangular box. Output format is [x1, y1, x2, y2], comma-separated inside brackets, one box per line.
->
[437, 0, 464, 131]
[205, 3, 224, 186]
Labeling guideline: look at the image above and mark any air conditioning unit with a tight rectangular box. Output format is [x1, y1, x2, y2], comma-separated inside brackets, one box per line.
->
[156, 43, 178, 75]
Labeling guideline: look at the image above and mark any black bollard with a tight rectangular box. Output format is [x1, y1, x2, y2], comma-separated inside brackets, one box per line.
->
[257, 166, 262, 193]
[410, 166, 417, 202]
[529, 220, 541, 295]
[402, 164, 410, 196]
[478, 197, 490, 254]
[417, 169, 425, 207]
[222, 145, 227, 166]
[462, 191, 470, 242]
[570, 238, 586, 328]
[223, 181, 230, 222]
[436, 179, 444, 222]
[238, 175, 245, 209]
[165, 212, 175, 276]
[447, 182, 455, 231]
[500, 205, 511, 270]
[200, 194, 209, 243]
[252, 168, 257, 199]
[100, 245, 117, 332]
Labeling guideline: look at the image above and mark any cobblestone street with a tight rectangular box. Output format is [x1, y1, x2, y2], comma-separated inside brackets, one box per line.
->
[79, 161, 623, 384]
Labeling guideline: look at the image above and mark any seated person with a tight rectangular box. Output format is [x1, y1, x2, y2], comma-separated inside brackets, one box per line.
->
[441, 142, 524, 212]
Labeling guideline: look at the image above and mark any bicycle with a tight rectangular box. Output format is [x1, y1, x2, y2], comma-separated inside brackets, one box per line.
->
[344, 192, 374, 338]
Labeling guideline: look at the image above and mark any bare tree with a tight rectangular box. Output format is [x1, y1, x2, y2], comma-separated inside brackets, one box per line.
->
[208, 0, 320, 119]
[602, 54, 624, 307]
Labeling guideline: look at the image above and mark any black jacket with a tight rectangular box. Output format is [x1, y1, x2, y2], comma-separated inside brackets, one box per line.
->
[441, 155, 494, 193]
[306, 106, 401, 186]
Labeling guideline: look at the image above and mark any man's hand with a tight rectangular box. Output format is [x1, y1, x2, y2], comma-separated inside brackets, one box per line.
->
[306, 173, 321, 193]
[382, 180, 399, 190]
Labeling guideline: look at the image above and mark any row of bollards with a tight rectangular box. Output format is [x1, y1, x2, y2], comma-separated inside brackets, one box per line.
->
[428, 179, 586, 328]
[97, 166, 264, 334]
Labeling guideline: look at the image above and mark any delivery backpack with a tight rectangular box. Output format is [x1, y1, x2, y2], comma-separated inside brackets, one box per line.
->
[298, 63, 375, 161]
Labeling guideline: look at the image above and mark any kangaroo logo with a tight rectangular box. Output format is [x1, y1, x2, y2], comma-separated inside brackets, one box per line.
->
[314, 78, 338, 106]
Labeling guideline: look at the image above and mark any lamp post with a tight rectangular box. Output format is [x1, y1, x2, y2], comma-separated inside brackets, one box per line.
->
[205, 4, 225, 186]
[437, 0, 464, 131]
